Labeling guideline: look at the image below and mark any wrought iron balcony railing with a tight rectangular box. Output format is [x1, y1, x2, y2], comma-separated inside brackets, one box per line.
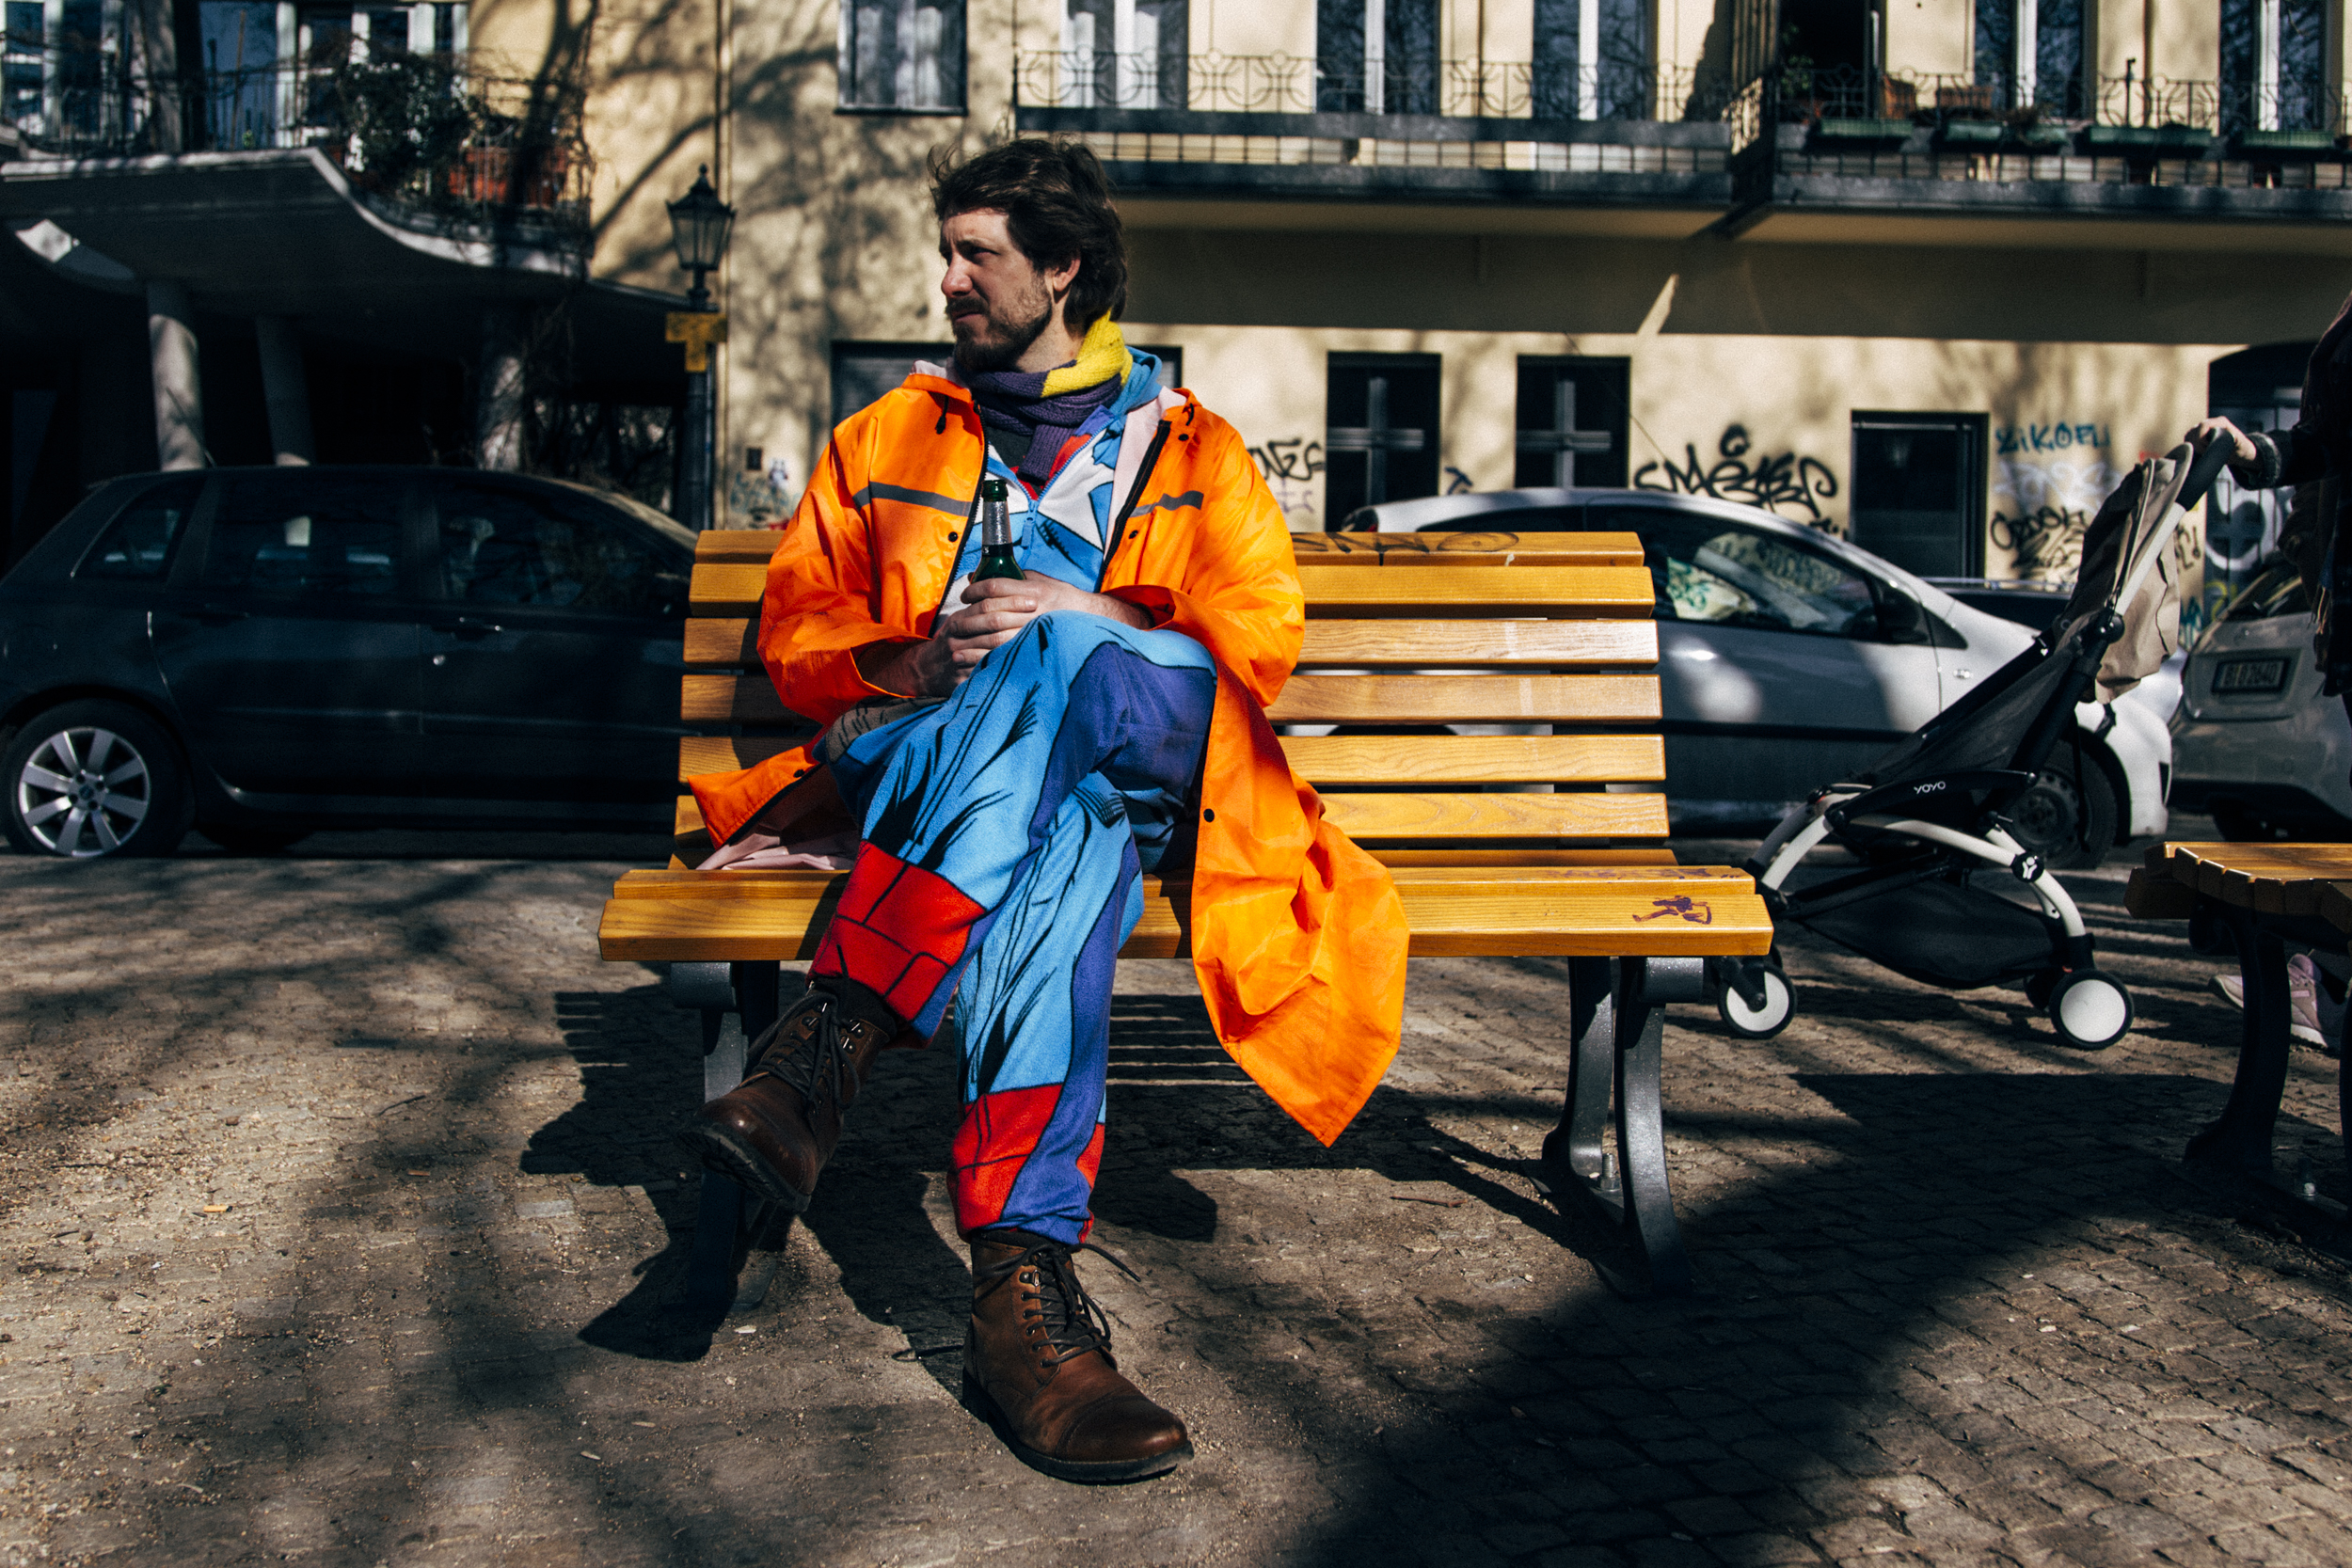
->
[1740, 62, 2349, 144]
[1011, 50, 1731, 124]
[1, 45, 591, 242]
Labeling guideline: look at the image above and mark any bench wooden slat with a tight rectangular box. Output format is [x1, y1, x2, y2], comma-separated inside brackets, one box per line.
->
[599, 885, 1771, 962]
[613, 863, 1749, 900]
[692, 552, 1657, 614]
[683, 617, 1662, 671]
[667, 789, 1667, 844]
[681, 672, 1662, 725]
[691, 530, 1645, 568]
[676, 733, 1665, 786]
[1297, 565, 1654, 617]
[1289, 532, 1645, 566]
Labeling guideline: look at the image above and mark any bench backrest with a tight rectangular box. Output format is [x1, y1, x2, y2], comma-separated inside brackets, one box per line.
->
[672, 527, 1670, 865]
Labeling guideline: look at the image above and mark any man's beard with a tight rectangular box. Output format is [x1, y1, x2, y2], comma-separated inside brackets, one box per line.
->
[950, 290, 1055, 374]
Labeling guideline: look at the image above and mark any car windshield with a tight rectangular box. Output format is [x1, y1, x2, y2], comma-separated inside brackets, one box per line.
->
[1586, 507, 1879, 636]
[546, 479, 696, 551]
[2223, 557, 2312, 622]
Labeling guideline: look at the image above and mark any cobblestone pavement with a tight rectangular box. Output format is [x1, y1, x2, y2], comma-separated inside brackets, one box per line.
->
[3, 823, 2352, 1568]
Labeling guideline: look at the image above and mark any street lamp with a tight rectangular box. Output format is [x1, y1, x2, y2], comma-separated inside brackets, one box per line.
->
[666, 165, 735, 529]
[666, 165, 735, 309]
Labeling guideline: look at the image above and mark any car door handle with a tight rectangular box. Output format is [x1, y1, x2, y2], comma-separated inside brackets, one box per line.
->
[190, 603, 250, 623]
[433, 617, 502, 637]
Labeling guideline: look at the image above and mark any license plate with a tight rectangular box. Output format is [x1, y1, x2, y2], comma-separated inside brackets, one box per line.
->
[2214, 657, 2288, 694]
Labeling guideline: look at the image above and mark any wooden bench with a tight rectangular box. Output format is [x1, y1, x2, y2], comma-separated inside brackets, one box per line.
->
[596, 526, 1774, 1307]
[2126, 842, 2352, 1203]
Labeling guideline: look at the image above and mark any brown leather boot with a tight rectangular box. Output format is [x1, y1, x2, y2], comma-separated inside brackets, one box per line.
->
[674, 987, 892, 1211]
[963, 1228, 1193, 1482]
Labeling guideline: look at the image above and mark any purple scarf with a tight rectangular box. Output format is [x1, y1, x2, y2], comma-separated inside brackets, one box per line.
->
[966, 367, 1120, 488]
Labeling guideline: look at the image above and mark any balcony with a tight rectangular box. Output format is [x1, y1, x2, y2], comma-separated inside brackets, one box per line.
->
[1011, 51, 1735, 226]
[0, 42, 591, 247]
[1726, 65, 2352, 244]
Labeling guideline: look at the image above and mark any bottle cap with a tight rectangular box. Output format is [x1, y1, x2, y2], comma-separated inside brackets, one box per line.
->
[981, 475, 1007, 500]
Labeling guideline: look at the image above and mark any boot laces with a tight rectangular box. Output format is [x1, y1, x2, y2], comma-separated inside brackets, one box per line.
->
[977, 1237, 1139, 1369]
[751, 993, 856, 1115]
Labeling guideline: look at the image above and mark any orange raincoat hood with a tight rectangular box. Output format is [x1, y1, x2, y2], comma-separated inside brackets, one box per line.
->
[690, 368, 1406, 1145]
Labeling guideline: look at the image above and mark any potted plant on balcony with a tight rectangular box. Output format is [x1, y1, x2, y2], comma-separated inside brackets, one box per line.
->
[332, 52, 477, 202]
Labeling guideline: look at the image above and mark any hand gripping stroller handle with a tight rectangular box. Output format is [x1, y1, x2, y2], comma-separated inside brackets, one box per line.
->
[2177, 435, 2237, 515]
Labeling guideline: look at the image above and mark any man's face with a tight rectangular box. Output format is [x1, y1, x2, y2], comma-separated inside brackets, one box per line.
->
[940, 208, 1065, 374]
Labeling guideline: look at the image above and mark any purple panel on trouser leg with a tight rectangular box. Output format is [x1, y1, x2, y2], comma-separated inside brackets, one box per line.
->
[992, 832, 1137, 1243]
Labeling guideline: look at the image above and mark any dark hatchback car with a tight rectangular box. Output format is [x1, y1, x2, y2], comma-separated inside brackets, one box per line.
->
[0, 467, 694, 857]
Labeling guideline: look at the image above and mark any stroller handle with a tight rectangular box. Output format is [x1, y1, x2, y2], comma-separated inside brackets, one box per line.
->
[2177, 435, 2237, 515]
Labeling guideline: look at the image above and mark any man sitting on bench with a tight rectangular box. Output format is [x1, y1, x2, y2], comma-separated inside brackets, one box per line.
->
[676, 138, 1406, 1483]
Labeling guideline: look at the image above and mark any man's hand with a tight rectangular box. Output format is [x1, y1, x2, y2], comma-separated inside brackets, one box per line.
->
[2185, 416, 2261, 468]
[860, 573, 1149, 693]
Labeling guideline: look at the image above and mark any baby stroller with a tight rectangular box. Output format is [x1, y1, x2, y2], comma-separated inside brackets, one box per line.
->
[1714, 439, 2234, 1050]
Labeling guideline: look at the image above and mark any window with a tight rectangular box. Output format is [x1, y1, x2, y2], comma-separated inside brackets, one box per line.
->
[1326, 354, 1439, 525]
[1587, 506, 1884, 640]
[1515, 357, 1628, 489]
[1850, 413, 1987, 580]
[1973, 0, 2085, 116]
[202, 475, 405, 597]
[1052, 0, 1186, 108]
[434, 483, 680, 616]
[839, 0, 965, 112]
[1532, 0, 1649, 121]
[77, 477, 201, 580]
[2222, 0, 2327, 135]
[1315, 0, 1438, 115]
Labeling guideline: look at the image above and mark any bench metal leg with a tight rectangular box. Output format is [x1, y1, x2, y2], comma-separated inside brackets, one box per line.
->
[1542, 956, 1701, 1295]
[1613, 958, 1693, 1295]
[670, 961, 788, 1313]
[1544, 957, 1616, 1192]
[2187, 906, 2292, 1180]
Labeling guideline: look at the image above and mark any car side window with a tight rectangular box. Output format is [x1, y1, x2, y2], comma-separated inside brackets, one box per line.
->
[1585, 506, 1879, 638]
[434, 483, 681, 616]
[77, 476, 202, 580]
[202, 476, 405, 598]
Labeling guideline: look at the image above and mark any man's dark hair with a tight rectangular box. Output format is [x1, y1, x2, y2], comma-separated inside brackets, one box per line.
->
[930, 138, 1128, 328]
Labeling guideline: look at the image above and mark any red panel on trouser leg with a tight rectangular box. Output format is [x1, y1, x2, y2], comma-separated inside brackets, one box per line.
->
[951, 1084, 1063, 1234]
[1073, 1123, 1105, 1242]
[812, 848, 986, 1022]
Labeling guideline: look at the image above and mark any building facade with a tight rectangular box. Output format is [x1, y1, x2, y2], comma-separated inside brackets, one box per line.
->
[9, 0, 2352, 614]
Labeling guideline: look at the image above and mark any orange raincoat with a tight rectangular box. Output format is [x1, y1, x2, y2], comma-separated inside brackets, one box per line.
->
[689, 369, 1406, 1146]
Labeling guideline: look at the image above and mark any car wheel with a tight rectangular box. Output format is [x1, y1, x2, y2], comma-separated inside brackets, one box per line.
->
[2006, 750, 2118, 870]
[2209, 802, 2284, 843]
[1, 702, 190, 859]
[199, 824, 310, 854]
[2047, 969, 2133, 1050]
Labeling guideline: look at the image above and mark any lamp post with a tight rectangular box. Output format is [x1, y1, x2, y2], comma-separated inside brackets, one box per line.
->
[666, 165, 736, 530]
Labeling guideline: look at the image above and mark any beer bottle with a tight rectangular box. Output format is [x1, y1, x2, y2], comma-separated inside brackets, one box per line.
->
[974, 475, 1024, 581]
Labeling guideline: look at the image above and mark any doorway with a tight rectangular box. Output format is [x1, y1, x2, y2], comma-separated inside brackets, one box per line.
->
[1849, 412, 1987, 579]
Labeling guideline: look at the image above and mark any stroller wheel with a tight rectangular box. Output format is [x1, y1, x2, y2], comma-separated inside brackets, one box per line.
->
[2048, 969, 2133, 1050]
[2025, 969, 2061, 1010]
[1717, 961, 1795, 1039]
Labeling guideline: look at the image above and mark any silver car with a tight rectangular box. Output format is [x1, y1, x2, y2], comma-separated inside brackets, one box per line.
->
[1338, 488, 2171, 863]
[2170, 555, 2352, 840]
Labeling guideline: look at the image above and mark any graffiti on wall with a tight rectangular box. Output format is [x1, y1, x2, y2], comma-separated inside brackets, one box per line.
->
[1632, 425, 1840, 525]
[1996, 421, 2111, 455]
[1249, 437, 1325, 521]
[1990, 504, 2090, 581]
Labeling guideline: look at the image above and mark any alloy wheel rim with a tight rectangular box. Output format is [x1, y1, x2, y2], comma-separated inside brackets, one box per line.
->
[17, 726, 151, 857]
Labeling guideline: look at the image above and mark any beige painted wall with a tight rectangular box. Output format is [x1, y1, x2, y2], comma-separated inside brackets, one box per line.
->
[1129, 319, 2226, 565]
[1886, 0, 1969, 79]
[1200, 0, 1312, 59]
